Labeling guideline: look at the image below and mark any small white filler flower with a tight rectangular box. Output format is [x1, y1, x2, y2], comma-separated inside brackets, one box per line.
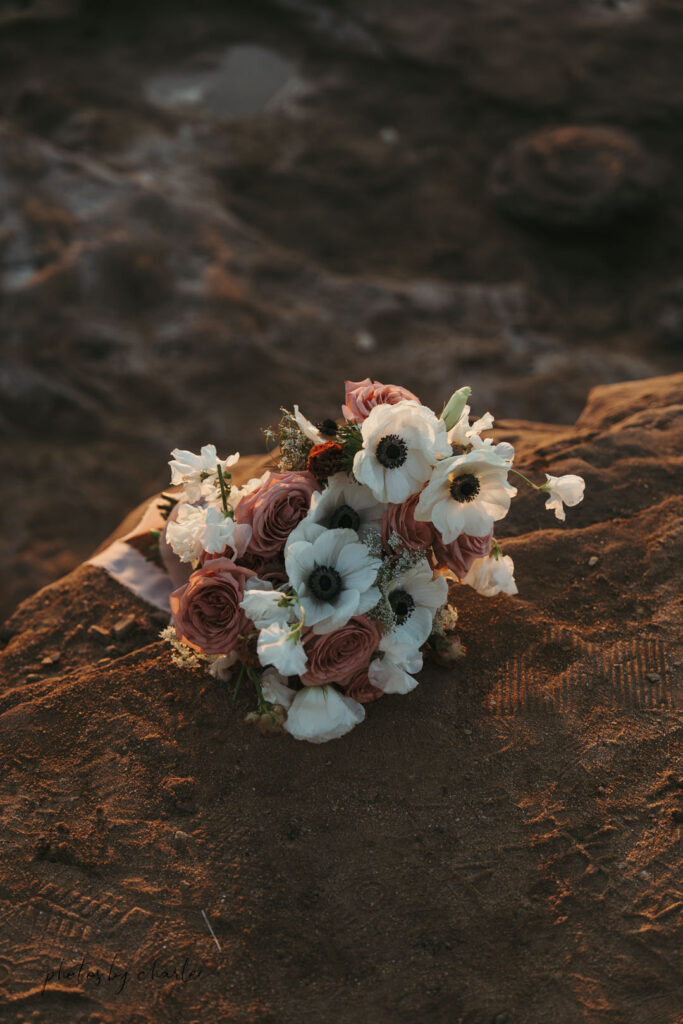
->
[353, 400, 451, 504]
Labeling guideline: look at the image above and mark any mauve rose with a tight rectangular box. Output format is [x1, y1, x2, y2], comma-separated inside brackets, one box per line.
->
[433, 528, 493, 579]
[343, 667, 384, 704]
[235, 471, 320, 561]
[342, 378, 421, 422]
[234, 550, 288, 588]
[382, 492, 435, 554]
[301, 616, 381, 687]
[170, 556, 255, 655]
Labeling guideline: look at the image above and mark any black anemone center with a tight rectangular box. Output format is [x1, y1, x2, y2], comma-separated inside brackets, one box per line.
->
[450, 472, 480, 503]
[318, 418, 339, 437]
[376, 434, 408, 469]
[308, 565, 343, 602]
[389, 589, 415, 624]
[329, 504, 361, 531]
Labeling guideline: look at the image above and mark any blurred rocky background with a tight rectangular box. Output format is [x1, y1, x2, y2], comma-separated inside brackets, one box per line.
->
[1, 0, 681, 619]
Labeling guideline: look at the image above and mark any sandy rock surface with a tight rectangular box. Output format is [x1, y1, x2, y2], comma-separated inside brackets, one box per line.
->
[0, 374, 681, 1023]
[2, 0, 683, 621]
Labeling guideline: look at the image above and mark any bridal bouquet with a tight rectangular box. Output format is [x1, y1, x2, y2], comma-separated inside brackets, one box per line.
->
[160, 379, 585, 743]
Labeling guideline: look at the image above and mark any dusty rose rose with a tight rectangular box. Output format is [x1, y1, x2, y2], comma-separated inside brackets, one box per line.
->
[234, 471, 320, 561]
[234, 550, 288, 588]
[433, 528, 494, 579]
[382, 492, 435, 554]
[342, 378, 421, 422]
[170, 556, 255, 655]
[301, 616, 381, 687]
[343, 666, 384, 704]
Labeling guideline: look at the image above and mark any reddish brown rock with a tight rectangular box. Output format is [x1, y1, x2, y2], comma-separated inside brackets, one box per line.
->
[0, 375, 681, 1024]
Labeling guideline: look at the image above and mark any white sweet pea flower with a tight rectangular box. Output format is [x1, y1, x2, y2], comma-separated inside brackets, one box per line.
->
[202, 508, 251, 556]
[285, 526, 381, 635]
[542, 474, 586, 522]
[283, 685, 365, 743]
[469, 433, 515, 464]
[463, 553, 518, 596]
[384, 557, 448, 648]
[353, 400, 451, 504]
[415, 446, 517, 544]
[165, 503, 207, 563]
[240, 578, 292, 629]
[257, 620, 308, 677]
[368, 634, 423, 695]
[447, 407, 494, 448]
[261, 667, 296, 709]
[166, 503, 251, 563]
[169, 445, 239, 502]
[306, 473, 383, 540]
[293, 404, 325, 444]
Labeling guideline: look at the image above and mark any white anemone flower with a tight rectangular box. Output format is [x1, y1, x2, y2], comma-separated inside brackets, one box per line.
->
[384, 558, 448, 648]
[306, 473, 383, 540]
[415, 446, 517, 543]
[543, 474, 586, 522]
[283, 685, 365, 743]
[353, 400, 451, 504]
[463, 553, 518, 596]
[447, 406, 494, 448]
[293, 404, 325, 444]
[169, 445, 239, 502]
[166, 504, 251, 563]
[369, 634, 423, 695]
[286, 526, 381, 634]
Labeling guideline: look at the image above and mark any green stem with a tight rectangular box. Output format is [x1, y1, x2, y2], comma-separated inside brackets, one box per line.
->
[509, 467, 544, 492]
[216, 464, 230, 515]
[248, 668, 268, 713]
[232, 663, 245, 703]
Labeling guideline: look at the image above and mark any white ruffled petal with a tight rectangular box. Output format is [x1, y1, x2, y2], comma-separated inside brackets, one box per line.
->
[294, 405, 324, 444]
[283, 686, 365, 743]
[368, 657, 419, 695]
[257, 622, 308, 676]
[261, 668, 297, 709]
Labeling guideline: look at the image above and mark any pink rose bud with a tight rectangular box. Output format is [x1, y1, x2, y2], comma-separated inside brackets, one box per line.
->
[382, 492, 435, 554]
[433, 528, 494, 579]
[235, 471, 320, 562]
[343, 666, 384, 704]
[342, 378, 421, 422]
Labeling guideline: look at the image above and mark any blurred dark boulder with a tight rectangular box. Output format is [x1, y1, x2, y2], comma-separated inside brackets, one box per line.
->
[490, 125, 666, 229]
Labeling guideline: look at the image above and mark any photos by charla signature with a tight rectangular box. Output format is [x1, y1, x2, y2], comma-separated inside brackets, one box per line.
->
[41, 954, 203, 995]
